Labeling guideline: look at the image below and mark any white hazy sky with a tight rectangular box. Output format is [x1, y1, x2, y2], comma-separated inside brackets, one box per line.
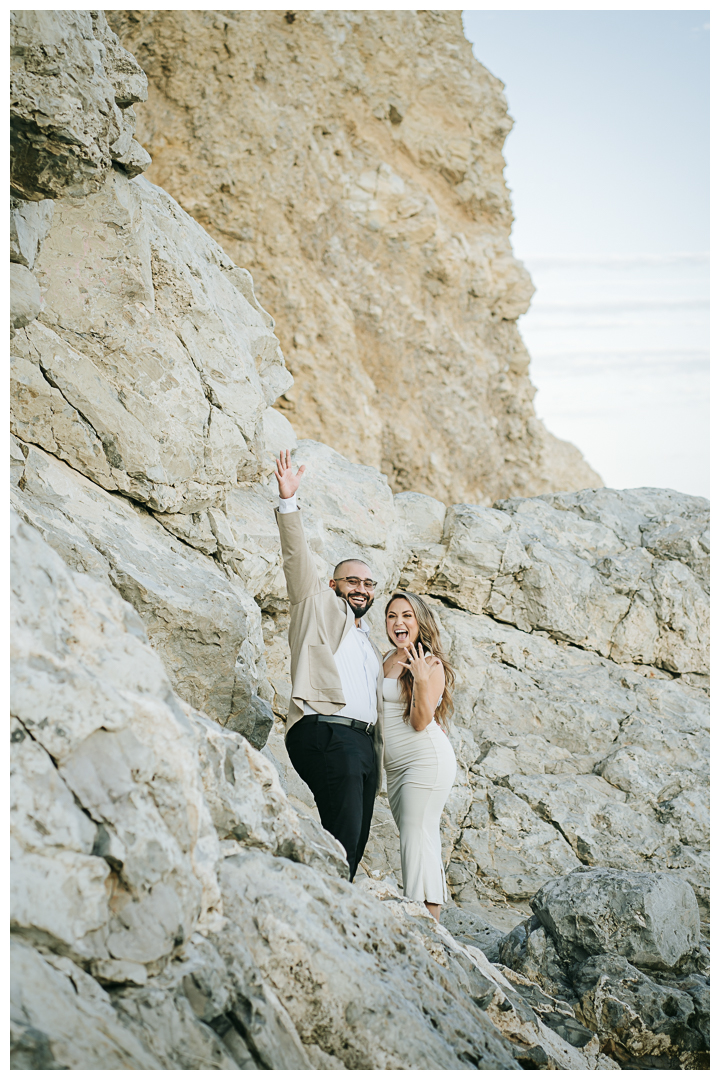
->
[461, 9, 710, 258]
[461, 10, 709, 498]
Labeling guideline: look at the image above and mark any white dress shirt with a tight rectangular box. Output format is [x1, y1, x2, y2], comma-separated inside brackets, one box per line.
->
[278, 494, 379, 725]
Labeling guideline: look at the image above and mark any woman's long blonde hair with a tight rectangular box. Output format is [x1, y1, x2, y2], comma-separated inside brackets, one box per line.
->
[385, 591, 455, 729]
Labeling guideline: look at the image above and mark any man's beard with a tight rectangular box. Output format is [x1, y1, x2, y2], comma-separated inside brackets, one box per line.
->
[336, 588, 374, 618]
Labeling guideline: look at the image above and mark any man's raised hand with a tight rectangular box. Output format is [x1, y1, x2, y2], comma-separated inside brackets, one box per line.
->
[274, 449, 306, 499]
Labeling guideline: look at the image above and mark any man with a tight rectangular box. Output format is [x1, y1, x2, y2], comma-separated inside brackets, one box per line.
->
[273, 449, 383, 880]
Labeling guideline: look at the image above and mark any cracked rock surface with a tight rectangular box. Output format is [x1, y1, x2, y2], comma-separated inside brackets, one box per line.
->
[12, 169, 290, 513]
[10, 9, 708, 1071]
[13, 509, 609, 1070]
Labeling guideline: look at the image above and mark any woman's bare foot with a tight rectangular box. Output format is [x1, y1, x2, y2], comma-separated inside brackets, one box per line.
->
[425, 901, 440, 921]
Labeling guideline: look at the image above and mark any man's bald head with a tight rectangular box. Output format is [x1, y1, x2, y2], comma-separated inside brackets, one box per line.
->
[333, 558, 372, 580]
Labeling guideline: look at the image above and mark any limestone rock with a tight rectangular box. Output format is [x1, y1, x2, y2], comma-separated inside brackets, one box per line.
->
[10, 11, 149, 201]
[394, 490, 448, 591]
[442, 932, 608, 1070]
[183, 929, 314, 1070]
[433, 503, 528, 615]
[10, 263, 41, 328]
[109, 9, 601, 504]
[14, 168, 292, 513]
[440, 907, 506, 963]
[574, 954, 709, 1068]
[9, 11, 710, 1070]
[431, 488, 709, 675]
[11, 510, 223, 963]
[113, 137, 153, 178]
[219, 851, 520, 1069]
[497, 872, 709, 1069]
[193, 711, 349, 878]
[498, 915, 575, 1002]
[210, 486, 286, 606]
[11, 941, 162, 1069]
[11, 442, 273, 740]
[10, 197, 53, 268]
[532, 868, 700, 971]
[508, 771, 665, 869]
[495, 966, 596, 1051]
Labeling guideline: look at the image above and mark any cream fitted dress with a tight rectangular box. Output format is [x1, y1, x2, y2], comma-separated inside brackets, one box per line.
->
[383, 677, 457, 904]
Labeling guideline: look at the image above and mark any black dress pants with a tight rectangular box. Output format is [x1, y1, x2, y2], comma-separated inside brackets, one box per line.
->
[285, 716, 376, 881]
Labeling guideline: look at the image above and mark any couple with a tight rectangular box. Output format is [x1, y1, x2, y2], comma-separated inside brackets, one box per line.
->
[274, 450, 457, 919]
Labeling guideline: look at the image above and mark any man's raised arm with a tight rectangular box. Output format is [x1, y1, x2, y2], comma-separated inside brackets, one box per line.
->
[274, 449, 323, 606]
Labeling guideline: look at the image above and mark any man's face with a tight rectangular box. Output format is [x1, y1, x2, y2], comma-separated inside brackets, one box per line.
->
[330, 562, 375, 618]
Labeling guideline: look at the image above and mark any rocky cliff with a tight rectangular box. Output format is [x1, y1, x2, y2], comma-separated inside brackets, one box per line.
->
[107, 9, 601, 505]
[10, 10, 708, 1071]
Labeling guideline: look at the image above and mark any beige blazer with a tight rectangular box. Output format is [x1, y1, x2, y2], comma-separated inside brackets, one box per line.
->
[275, 508, 384, 791]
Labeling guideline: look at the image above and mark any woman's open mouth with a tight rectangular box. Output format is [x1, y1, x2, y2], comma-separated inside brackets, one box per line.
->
[394, 629, 408, 642]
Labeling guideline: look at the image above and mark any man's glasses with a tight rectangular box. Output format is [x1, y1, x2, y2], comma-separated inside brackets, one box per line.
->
[335, 576, 377, 590]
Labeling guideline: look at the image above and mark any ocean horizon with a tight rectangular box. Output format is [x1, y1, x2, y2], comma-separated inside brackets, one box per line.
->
[517, 252, 709, 498]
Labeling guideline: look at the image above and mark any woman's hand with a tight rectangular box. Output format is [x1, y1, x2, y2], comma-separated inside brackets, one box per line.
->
[399, 641, 444, 731]
[274, 449, 306, 499]
[398, 641, 442, 684]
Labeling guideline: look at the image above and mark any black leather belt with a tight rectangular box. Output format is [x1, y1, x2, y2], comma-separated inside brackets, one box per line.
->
[309, 714, 374, 736]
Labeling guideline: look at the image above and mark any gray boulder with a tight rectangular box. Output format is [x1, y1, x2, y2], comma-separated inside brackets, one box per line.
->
[432, 488, 709, 675]
[497, 966, 596, 1050]
[498, 914, 575, 1002]
[532, 868, 700, 971]
[496, 870, 709, 1069]
[573, 953, 709, 1069]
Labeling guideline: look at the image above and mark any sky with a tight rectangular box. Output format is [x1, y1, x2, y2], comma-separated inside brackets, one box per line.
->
[461, 10, 710, 497]
[461, 10, 710, 258]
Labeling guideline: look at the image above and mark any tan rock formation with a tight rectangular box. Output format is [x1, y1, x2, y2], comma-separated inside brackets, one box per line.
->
[10, 12, 707, 1070]
[109, 9, 601, 504]
[10, 10, 150, 200]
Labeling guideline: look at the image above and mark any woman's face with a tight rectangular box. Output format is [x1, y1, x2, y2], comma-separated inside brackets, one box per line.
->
[386, 599, 420, 649]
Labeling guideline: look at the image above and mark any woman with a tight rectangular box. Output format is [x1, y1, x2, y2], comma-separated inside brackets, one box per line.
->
[383, 591, 457, 920]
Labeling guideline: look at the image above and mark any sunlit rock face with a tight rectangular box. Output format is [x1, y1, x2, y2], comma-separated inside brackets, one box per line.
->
[10, 10, 707, 1072]
[13, 170, 290, 513]
[108, 9, 601, 505]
